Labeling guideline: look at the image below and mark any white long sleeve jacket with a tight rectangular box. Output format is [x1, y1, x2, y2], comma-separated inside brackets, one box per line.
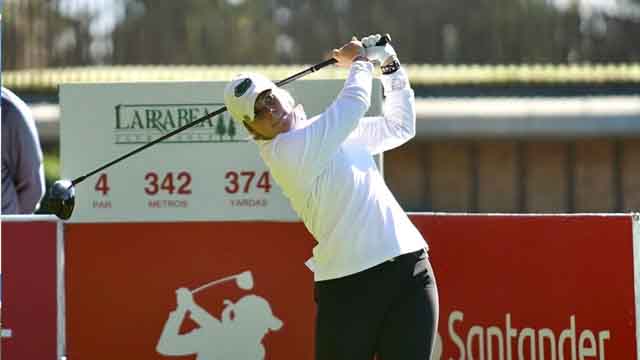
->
[258, 61, 427, 281]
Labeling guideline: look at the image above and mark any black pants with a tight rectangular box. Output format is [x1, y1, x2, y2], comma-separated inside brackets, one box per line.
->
[314, 249, 439, 360]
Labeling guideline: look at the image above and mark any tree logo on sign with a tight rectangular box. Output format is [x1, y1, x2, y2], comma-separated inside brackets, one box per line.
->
[114, 103, 249, 144]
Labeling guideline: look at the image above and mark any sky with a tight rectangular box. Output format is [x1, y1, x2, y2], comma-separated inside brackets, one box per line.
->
[553, 0, 620, 10]
[552, 0, 640, 18]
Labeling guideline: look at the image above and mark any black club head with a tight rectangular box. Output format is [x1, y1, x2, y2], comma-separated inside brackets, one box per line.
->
[48, 179, 76, 220]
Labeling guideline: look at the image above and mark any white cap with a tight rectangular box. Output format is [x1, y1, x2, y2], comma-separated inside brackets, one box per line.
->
[223, 73, 276, 123]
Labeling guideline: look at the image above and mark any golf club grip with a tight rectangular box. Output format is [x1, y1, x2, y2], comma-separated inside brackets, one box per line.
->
[276, 34, 390, 87]
[374, 33, 392, 47]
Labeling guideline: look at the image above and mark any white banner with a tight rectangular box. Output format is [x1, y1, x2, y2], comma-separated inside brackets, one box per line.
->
[60, 79, 382, 222]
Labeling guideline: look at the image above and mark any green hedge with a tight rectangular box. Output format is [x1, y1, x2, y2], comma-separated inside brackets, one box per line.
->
[43, 153, 60, 186]
[5, 63, 640, 91]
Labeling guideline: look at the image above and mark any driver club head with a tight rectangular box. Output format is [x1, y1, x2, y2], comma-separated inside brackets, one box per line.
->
[236, 271, 254, 290]
[48, 179, 76, 220]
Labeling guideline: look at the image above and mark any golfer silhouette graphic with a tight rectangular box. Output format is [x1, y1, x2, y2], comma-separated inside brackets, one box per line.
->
[157, 272, 282, 359]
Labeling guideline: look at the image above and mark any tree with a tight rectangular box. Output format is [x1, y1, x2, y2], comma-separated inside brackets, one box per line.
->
[227, 118, 237, 141]
[2, 0, 93, 69]
[111, 0, 280, 65]
[215, 114, 226, 141]
[4, 0, 640, 69]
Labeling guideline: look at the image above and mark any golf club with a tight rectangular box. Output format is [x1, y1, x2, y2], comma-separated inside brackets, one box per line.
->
[191, 270, 254, 294]
[47, 34, 391, 220]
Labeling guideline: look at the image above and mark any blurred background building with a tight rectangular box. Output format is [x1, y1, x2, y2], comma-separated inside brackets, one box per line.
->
[3, 0, 640, 213]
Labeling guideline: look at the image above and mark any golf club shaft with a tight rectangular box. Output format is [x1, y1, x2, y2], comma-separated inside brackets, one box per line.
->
[69, 34, 390, 187]
[69, 58, 338, 187]
[191, 276, 234, 294]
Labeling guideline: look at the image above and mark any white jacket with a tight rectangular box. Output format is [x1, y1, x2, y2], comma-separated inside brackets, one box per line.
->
[258, 61, 427, 281]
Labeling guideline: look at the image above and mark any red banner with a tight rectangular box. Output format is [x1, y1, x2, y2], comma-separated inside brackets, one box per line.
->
[65, 222, 316, 360]
[1, 216, 59, 360]
[64, 215, 638, 359]
[414, 214, 637, 359]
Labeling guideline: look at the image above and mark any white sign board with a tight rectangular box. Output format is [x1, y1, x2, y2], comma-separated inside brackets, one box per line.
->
[60, 79, 382, 222]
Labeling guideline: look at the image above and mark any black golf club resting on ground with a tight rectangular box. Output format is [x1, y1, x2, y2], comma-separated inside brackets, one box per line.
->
[47, 34, 391, 220]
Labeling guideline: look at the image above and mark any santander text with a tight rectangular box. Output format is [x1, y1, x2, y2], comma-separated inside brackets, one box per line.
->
[448, 310, 610, 360]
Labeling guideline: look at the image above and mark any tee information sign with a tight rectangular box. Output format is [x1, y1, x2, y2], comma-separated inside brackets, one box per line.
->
[60, 80, 382, 222]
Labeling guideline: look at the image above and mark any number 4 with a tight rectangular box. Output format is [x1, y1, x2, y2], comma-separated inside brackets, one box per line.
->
[257, 171, 271, 193]
[95, 173, 110, 196]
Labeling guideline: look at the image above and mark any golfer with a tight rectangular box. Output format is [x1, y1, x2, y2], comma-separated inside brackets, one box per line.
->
[223, 34, 438, 360]
[157, 289, 282, 359]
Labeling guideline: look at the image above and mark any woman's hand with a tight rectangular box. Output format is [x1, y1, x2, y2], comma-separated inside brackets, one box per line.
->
[332, 37, 367, 68]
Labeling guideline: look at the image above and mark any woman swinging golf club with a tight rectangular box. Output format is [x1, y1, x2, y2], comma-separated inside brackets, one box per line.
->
[157, 286, 282, 359]
[45, 35, 390, 220]
[223, 34, 439, 360]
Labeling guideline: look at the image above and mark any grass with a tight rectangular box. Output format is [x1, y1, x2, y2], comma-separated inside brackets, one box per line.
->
[37, 152, 61, 215]
[43, 153, 60, 185]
